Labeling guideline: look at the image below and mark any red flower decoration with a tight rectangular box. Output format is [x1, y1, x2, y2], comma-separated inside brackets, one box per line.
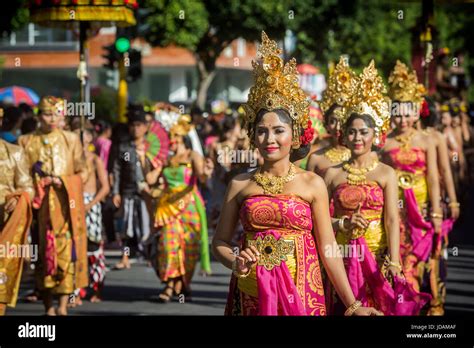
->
[420, 99, 430, 118]
[300, 120, 315, 146]
[376, 133, 387, 149]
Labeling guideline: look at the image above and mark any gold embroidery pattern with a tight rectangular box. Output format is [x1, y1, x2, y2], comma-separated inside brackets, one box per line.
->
[307, 259, 324, 296]
[246, 199, 282, 227]
[394, 149, 419, 166]
[247, 235, 295, 271]
[338, 185, 367, 210]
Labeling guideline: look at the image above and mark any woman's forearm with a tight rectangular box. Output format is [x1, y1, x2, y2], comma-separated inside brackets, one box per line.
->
[318, 239, 356, 308]
[212, 240, 236, 270]
[386, 218, 400, 263]
[427, 172, 441, 212]
[90, 185, 109, 207]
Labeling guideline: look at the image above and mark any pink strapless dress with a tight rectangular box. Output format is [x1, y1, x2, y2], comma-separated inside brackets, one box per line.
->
[224, 194, 326, 316]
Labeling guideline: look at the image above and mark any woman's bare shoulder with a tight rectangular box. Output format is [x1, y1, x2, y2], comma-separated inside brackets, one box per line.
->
[295, 168, 328, 193]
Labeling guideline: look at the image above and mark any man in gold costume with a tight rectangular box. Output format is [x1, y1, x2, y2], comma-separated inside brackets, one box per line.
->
[18, 96, 88, 315]
[0, 108, 35, 315]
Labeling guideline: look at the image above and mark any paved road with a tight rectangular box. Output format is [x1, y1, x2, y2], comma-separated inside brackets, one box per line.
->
[10, 253, 231, 316]
[8, 245, 474, 316]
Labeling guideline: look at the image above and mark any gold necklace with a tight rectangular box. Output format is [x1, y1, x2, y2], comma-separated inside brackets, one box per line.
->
[343, 158, 379, 185]
[395, 129, 415, 150]
[253, 163, 296, 194]
[324, 146, 351, 163]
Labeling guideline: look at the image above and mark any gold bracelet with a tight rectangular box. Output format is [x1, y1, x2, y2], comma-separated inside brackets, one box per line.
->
[430, 212, 443, 220]
[389, 261, 402, 270]
[344, 300, 362, 316]
[338, 216, 349, 232]
[448, 202, 460, 208]
[232, 258, 250, 278]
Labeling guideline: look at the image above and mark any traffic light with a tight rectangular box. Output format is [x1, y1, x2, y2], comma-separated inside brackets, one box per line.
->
[126, 49, 142, 82]
[103, 27, 143, 82]
[102, 44, 120, 70]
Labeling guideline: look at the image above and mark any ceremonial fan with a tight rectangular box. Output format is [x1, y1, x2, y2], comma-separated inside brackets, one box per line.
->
[145, 121, 169, 168]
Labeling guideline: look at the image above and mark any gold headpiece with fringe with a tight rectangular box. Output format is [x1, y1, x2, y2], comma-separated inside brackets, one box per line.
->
[388, 60, 426, 104]
[342, 60, 391, 145]
[320, 56, 358, 120]
[38, 96, 65, 116]
[241, 31, 310, 148]
[169, 114, 192, 137]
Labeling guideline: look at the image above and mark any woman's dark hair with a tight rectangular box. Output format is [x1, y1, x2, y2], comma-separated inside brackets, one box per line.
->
[420, 97, 439, 128]
[254, 108, 310, 162]
[219, 116, 236, 141]
[345, 113, 376, 130]
[111, 122, 131, 143]
[183, 135, 193, 150]
[94, 119, 111, 135]
[323, 103, 341, 125]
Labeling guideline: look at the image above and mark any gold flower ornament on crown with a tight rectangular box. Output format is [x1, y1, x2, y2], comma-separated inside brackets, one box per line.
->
[169, 114, 193, 136]
[342, 60, 391, 146]
[320, 56, 358, 120]
[38, 96, 66, 117]
[388, 60, 426, 104]
[241, 31, 310, 149]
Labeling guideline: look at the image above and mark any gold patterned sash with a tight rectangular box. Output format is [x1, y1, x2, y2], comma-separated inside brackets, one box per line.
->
[238, 234, 297, 298]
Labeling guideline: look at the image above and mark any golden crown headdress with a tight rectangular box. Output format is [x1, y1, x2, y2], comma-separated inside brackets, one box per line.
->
[388, 60, 426, 104]
[169, 114, 192, 136]
[320, 56, 358, 120]
[38, 96, 66, 116]
[342, 60, 391, 145]
[241, 31, 310, 148]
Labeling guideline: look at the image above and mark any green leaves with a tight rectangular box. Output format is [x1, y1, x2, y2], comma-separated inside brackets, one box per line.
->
[144, 0, 208, 51]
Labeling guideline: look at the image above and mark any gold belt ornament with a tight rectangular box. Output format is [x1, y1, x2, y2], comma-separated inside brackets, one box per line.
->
[344, 219, 381, 240]
[396, 171, 414, 189]
[247, 235, 295, 271]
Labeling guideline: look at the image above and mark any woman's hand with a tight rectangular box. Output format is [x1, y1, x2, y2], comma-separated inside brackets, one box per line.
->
[432, 216, 442, 234]
[234, 245, 260, 275]
[4, 196, 19, 213]
[450, 205, 460, 220]
[112, 194, 121, 208]
[348, 203, 368, 230]
[353, 306, 384, 316]
[52, 176, 62, 188]
[388, 265, 404, 279]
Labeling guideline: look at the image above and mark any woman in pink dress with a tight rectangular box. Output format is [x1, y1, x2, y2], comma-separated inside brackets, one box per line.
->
[325, 61, 430, 315]
[212, 32, 382, 316]
[381, 61, 443, 314]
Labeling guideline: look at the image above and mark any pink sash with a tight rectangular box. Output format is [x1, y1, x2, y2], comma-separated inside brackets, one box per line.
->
[255, 231, 306, 316]
[404, 188, 434, 261]
[346, 237, 431, 315]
